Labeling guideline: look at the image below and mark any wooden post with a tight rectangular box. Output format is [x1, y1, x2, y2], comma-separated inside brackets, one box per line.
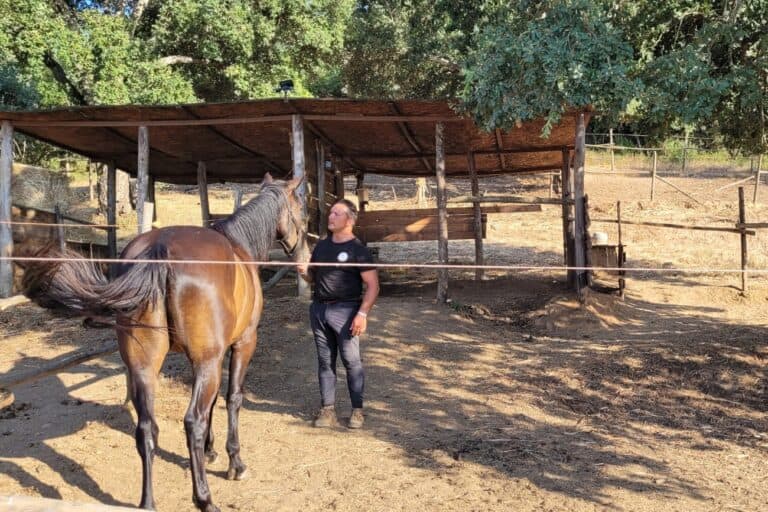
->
[88, 161, 95, 202]
[54, 205, 65, 251]
[416, 177, 427, 207]
[561, 148, 574, 285]
[335, 170, 345, 200]
[147, 175, 157, 222]
[753, 154, 763, 204]
[609, 128, 615, 172]
[617, 201, 625, 298]
[435, 122, 448, 303]
[739, 187, 748, 294]
[232, 185, 243, 211]
[292, 114, 311, 299]
[197, 161, 210, 226]
[316, 141, 327, 237]
[356, 171, 367, 212]
[682, 132, 689, 175]
[106, 161, 117, 279]
[583, 194, 592, 288]
[136, 125, 151, 234]
[651, 150, 658, 201]
[468, 152, 483, 280]
[0, 121, 13, 298]
[573, 112, 588, 294]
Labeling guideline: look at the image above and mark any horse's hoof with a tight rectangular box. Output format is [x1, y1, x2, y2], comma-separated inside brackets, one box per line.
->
[226, 466, 248, 481]
[203, 505, 220, 512]
[205, 450, 218, 464]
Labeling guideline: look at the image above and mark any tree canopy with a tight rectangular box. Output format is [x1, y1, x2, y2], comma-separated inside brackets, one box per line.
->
[0, 0, 766, 154]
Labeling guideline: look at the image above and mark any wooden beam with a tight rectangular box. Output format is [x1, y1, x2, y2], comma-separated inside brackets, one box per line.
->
[147, 174, 157, 222]
[753, 154, 763, 204]
[181, 105, 286, 175]
[136, 125, 151, 233]
[650, 150, 658, 200]
[1, 121, 13, 298]
[739, 186, 748, 293]
[435, 122, 448, 303]
[0, 339, 118, 390]
[11, 114, 468, 128]
[292, 114, 311, 299]
[561, 149, 574, 285]
[347, 146, 572, 159]
[736, 222, 768, 229]
[316, 141, 327, 237]
[573, 113, 587, 294]
[593, 218, 755, 235]
[106, 161, 117, 278]
[469, 152, 483, 280]
[197, 161, 210, 226]
[448, 195, 566, 205]
[389, 102, 432, 173]
[357, 205, 539, 224]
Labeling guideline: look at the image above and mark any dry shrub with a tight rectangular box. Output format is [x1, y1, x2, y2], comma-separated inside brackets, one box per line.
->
[11, 163, 71, 210]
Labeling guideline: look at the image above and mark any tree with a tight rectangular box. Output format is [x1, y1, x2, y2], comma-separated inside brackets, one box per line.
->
[342, 0, 768, 155]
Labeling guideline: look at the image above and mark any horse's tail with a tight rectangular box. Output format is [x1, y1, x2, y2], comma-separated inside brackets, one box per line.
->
[23, 245, 170, 318]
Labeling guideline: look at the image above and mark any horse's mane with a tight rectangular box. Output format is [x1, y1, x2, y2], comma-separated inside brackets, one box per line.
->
[212, 182, 288, 260]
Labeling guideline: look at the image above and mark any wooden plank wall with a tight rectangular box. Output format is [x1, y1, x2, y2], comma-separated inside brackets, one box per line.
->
[356, 208, 489, 243]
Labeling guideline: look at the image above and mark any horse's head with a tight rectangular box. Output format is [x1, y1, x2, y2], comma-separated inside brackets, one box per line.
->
[262, 172, 305, 260]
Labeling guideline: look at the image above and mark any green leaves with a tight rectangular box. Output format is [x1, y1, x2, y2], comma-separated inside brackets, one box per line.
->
[462, 1, 637, 136]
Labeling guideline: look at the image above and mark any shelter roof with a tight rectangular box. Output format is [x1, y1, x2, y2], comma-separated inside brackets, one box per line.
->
[1, 99, 588, 184]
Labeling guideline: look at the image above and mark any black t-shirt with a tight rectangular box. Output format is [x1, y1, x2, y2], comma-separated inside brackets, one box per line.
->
[310, 237, 375, 302]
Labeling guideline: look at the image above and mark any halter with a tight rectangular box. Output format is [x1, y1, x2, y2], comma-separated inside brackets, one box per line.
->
[276, 193, 304, 257]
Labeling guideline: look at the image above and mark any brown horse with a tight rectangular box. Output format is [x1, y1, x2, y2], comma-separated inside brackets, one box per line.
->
[23, 174, 305, 512]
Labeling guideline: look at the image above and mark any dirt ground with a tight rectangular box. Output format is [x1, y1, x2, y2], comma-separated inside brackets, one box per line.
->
[2, 163, 768, 511]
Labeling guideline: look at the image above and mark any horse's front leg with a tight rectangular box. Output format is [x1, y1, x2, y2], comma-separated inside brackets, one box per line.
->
[185, 361, 224, 512]
[226, 331, 258, 480]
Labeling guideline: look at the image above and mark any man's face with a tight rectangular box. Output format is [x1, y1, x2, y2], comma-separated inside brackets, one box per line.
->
[328, 203, 353, 233]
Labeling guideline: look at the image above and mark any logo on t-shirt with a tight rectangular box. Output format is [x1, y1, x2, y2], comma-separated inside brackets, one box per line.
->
[337, 251, 350, 263]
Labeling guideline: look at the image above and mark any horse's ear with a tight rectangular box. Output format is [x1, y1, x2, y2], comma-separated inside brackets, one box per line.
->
[261, 173, 274, 186]
[287, 174, 305, 192]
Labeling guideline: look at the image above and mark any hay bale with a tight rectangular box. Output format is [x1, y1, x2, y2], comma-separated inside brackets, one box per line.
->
[11, 163, 71, 210]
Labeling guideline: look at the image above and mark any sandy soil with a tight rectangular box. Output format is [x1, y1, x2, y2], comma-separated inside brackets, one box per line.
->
[1, 166, 768, 511]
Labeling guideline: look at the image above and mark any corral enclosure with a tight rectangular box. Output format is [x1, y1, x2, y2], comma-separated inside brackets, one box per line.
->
[1, 154, 768, 510]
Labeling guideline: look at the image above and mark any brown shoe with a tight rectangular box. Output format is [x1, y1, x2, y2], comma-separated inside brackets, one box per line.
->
[348, 408, 364, 429]
[313, 405, 337, 428]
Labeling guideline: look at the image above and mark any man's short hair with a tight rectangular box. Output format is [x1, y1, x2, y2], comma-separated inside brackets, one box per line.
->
[335, 199, 359, 222]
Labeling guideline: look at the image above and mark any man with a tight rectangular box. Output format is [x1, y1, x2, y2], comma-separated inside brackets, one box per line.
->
[298, 199, 379, 429]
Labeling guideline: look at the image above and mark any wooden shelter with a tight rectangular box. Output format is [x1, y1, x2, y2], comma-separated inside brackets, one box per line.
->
[0, 99, 590, 301]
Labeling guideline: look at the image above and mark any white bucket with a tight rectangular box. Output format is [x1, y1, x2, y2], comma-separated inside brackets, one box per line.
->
[591, 231, 609, 245]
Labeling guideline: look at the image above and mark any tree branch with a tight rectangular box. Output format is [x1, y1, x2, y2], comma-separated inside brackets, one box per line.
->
[157, 55, 208, 66]
[43, 51, 88, 105]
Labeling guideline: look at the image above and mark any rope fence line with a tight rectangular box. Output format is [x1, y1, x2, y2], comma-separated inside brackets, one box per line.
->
[2, 255, 768, 275]
[0, 220, 118, 229]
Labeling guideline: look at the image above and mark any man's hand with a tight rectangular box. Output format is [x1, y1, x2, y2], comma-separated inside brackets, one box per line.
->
[297, 263, 312, 283]
[350, 312, 367, 337]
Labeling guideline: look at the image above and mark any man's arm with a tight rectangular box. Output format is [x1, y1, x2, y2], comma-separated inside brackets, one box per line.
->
[297, 263, 314, 284]
[358, 269, 379, 314]
[350, 269, 379, 337]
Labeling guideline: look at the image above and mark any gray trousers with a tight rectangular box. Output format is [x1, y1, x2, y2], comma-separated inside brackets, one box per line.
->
[309, 301, 365, 408]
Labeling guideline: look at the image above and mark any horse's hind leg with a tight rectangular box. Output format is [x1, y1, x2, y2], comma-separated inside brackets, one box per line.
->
[185, 359, 224, 512]
[225, 331, 258, 480]
[204, 395, 218, 463]
[119, 312, 169, 510]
